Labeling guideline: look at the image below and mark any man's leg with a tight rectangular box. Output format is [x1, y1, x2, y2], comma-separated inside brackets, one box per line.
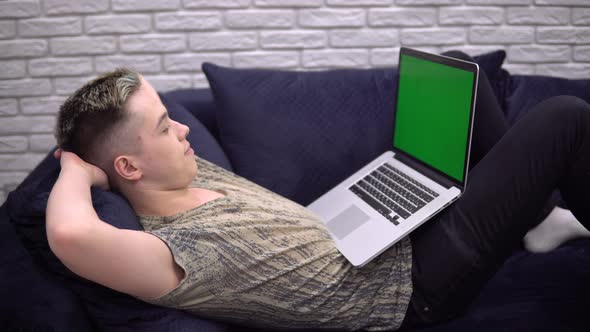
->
[404, 95, 590, 327]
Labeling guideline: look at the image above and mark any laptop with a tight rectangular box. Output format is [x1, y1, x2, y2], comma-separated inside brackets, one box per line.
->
[307, 47, 479, 266]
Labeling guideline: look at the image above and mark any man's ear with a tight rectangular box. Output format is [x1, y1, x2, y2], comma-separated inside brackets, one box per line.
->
[113, 155, 142, 181]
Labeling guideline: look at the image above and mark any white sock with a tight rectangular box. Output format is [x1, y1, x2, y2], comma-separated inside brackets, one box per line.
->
[523, 206, 590, 253]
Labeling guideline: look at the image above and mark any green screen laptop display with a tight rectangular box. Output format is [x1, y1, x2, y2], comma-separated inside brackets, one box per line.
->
[393, 53, 475, 183]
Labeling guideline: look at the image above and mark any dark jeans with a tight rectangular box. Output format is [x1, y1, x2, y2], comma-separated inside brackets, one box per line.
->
[401, 51, 590, 328]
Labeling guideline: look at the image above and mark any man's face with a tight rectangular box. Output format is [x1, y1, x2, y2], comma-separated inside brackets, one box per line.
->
[124, 76, 197, 189]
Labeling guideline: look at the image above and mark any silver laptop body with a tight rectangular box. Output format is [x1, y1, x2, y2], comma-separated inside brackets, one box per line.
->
[307, 48, 479, 266]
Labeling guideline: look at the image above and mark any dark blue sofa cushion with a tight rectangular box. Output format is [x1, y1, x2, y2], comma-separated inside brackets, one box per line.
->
[409, 239, 590, 332]
[203, 63, 398, 206]
[5, 101, 229, 332]
[0, 202, 94, 331]
[472, 50, 511, 110]
[504, 75, 590, 125]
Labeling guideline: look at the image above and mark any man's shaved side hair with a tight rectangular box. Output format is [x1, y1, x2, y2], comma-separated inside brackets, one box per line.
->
[55, 68, 141, 187]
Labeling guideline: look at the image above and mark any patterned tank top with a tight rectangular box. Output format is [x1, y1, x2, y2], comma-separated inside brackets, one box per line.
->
[138, 156, 413, 331]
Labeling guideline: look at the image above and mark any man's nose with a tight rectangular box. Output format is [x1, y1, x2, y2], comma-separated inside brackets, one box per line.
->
[177, 121, 190, 140]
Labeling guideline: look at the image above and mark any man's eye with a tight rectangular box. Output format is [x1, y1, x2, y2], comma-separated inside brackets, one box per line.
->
[162, 126, 170, 133]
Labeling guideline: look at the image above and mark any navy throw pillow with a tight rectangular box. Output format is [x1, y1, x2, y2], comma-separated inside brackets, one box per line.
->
[472, 50, 510, 109]
[202, 50, 506, 206]
[6, 100, 229, 331]
[203, 62, 397, 206]
[472, 50, 506, 81]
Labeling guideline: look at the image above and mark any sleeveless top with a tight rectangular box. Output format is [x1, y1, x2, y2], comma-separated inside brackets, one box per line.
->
[137, 156, 413, 331]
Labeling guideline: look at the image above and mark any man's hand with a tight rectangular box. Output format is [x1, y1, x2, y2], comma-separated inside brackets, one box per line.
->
[54, 149, 109, 190]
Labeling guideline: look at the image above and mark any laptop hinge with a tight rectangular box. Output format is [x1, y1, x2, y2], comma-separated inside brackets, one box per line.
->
[393, 153, 460, 190]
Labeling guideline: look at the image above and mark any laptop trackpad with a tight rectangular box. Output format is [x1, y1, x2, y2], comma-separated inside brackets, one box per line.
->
[326, 205, 370, 240]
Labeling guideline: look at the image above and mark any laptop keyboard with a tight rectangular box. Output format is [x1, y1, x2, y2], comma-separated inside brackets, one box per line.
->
[349, 163, 439, 225]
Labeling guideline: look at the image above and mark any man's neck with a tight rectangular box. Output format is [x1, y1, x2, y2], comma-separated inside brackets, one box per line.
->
[124, 186, 199, 217]
[122, 185, 225, 217]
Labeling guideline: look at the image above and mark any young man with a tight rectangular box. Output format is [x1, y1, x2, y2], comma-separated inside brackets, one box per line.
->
[47, 60, 590, 331]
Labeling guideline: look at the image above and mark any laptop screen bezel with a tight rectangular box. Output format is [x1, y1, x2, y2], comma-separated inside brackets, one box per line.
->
[393, 47, 479, 191]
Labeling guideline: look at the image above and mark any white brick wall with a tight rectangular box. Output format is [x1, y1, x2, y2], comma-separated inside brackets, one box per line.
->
[1, 0, 590, 203]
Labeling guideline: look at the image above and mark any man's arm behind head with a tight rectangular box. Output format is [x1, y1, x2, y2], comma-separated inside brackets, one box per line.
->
[46, 149, 184, 300]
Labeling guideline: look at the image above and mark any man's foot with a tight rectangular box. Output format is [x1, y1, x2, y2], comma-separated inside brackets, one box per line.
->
[523, 206, 590, 253]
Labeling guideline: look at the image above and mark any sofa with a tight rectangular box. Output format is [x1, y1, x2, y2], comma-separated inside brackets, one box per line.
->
[2, 50, 590, 332]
